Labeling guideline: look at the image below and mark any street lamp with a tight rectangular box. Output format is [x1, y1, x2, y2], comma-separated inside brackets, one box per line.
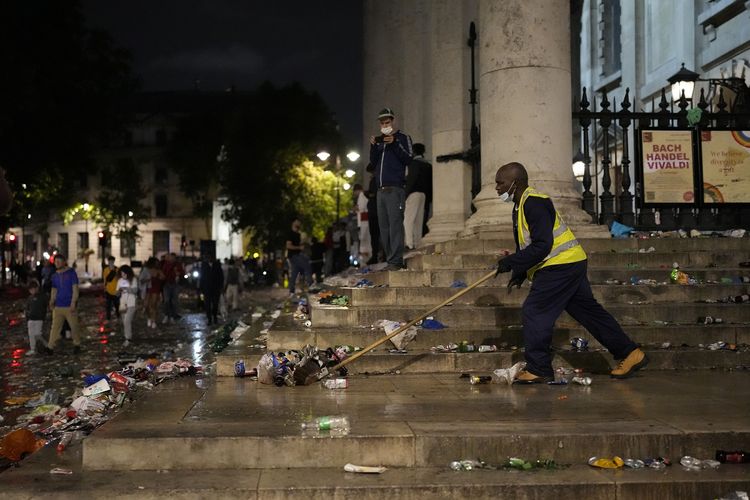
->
[667, 62, 750, 108]
[317, 150, 360, 222]
[667, 63, 699, 102]
[346, 151, 360, 162]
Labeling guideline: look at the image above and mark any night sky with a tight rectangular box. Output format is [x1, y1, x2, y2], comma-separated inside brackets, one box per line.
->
[81, 0, 363, 145]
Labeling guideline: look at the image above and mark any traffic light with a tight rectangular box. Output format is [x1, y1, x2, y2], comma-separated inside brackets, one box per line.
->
[98, 231, 107, 247]
[8, 233, 16, 249]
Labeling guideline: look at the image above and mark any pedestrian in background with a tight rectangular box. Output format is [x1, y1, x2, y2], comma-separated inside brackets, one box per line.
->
[25, 280, 50, 355]
[310, 237, 326, 283]
[144, 257, 163, 329]
[369, 107, 413, 270]
[161, 253, 183, 323]
[200, 258, 224, 324]
[117, 265, 138, 347]
[286, 218, 312, 295]
[224, 258, 241, 312]
[365, 163, 381, 264]
[403, 142, 432, 251]
[48, 254, 82, 354]
[103, 255, 120, 321]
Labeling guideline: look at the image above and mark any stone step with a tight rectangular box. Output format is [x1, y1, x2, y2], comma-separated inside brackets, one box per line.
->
[406, 251, 750, 271]
[340, 283, 750, 307]
[217, 346, 749, 377]
[367, 268, 750, 287]
[80, 374, 750, 472]
[310, 302, 749, 328]
[433, 236, 750, 255]
[6, 462, 750, 500]
[267, 322, 748, 351]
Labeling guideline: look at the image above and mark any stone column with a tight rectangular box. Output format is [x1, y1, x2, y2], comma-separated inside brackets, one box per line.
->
[422, 0, 478, 244]
[362, 0, 403, 151]
[465, 0, 594, 234]
[398, 0, 432, 154]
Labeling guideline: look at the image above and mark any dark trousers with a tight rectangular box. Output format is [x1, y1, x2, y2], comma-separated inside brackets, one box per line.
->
[105, 293, 120, 320]
[376, 186, 405, 267]
[205, 292, 220, 323]
[368, 209, 381, 262]
[522, 260, 637, 377]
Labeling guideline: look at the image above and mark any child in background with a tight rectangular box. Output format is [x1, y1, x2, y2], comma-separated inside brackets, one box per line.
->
[117, 265, 138, 347]
[25, 280, 50, 355]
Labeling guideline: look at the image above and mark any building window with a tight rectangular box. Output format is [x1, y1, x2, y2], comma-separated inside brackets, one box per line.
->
[155, 194, 168, 217]
[155, 167, 168, 185]
[77, 232, 90, 257]
[58, 233, 69, 258]
[153, 231, 170, 256]
[120, 234, 136, 258]
[599, 0, 621, 77]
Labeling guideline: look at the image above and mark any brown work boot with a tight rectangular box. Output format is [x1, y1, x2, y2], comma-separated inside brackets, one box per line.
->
[513, 370, 553, 384]
[610, 348, 649, 379]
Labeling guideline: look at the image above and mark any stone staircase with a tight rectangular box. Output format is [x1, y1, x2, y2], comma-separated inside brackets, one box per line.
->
[261, 236, 750, 376]
[6, 235, 747, 499]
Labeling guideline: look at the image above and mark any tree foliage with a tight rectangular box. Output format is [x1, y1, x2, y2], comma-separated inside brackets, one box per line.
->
[168, 82, 343, 249]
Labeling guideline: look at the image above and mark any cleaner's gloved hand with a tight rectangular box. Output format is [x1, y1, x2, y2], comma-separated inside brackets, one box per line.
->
[507, 273, 525, 293]
[495, 257, 512, 277]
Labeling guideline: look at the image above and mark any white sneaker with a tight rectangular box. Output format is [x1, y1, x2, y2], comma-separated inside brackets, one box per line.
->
[123, 340, 131, 347]
[25, 350, 36, 356]
[162, 317, 169, 324]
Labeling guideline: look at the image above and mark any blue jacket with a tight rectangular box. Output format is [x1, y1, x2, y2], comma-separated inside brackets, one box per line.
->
[370, 130, 413, 188]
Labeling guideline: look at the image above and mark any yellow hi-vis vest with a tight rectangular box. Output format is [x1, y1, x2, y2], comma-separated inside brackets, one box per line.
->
[517, 187, 587, 281]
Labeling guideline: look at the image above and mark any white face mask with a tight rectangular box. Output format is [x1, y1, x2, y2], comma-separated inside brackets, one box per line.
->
[380, 126, 393, 135]
[499, 180, 516, 203]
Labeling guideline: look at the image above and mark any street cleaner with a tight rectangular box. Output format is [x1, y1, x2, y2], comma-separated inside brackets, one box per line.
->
[493, 162, 648, 384]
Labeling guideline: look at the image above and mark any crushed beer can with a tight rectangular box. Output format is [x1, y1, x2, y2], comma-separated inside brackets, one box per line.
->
[469, 375, 492, 385]
[234, 359, 245, 377]
[572, 376, 592, 386]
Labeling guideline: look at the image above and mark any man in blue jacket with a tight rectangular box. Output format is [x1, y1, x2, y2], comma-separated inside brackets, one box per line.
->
[369, 108, 413, 270]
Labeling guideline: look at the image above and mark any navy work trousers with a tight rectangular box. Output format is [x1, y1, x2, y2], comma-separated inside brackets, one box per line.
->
[522, 260, 637, 377]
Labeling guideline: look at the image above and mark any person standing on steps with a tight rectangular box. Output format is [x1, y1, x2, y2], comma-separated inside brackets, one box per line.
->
[493, 162, 648, 384]
[403, 142, 432, 251]
[369, 107, 413, 271]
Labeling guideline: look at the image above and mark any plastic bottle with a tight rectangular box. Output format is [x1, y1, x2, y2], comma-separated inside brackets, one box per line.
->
[301, 416, 350, 432]
[716, 450, 749, 463]
[56, 432, 73, 453]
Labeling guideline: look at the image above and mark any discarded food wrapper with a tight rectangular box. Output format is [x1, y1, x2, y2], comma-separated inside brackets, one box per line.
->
[71, 396, 107, 415]
[344, 463, 387, 474]
[588, 456, 624, 469]
[450, 280, 467, 288]
[492, 361, 526, 385]
[323, 378, 349, 389]
[421, 319, 445, 330]
[82, 378, 111, 397]
[624, 459, 645, 468]
[382, 320, 418, 350]
[49, 468, 74, 475]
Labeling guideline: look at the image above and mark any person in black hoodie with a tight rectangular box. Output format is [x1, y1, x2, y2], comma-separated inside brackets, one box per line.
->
[25, 280, 50, 355]
[200, 258, 224, 325]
